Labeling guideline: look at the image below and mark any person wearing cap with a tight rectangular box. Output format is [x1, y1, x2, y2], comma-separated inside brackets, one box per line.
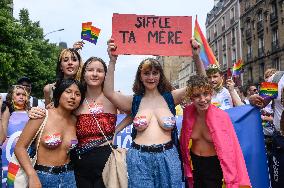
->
[17, 77, 45, 108]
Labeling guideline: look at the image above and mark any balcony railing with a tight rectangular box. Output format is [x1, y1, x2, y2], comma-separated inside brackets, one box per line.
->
[245, 29, 252, 39]
[258, 48, 265, 58]
[270, 12, 278, 25]
[257, 21, 264, 32]
[272, 41, 280, 52]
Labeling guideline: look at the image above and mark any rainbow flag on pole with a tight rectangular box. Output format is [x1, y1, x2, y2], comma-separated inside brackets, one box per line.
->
[259, 82, 278, 99]
[193, 16, 219, 69]
[81, 22, 101, 44]
[232, 59, 243, 76]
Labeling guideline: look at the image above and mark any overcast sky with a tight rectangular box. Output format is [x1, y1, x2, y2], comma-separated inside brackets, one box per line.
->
[13, 0, 214, 94]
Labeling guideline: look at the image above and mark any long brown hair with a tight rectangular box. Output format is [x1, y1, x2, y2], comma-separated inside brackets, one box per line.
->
[132, 58, 173, 95]
[6, 85, 30, 113]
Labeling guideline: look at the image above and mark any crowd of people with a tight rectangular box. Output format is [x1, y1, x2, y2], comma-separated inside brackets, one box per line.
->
[0, 37, 283, 188]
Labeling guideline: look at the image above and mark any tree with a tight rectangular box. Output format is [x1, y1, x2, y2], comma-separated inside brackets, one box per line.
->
[0, 1, 61, 98]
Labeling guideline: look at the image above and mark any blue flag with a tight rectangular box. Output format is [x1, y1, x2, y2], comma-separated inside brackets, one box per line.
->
[226, 105, 270, 188]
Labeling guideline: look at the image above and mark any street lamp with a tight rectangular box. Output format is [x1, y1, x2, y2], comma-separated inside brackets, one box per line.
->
[43, 28, 64, 37]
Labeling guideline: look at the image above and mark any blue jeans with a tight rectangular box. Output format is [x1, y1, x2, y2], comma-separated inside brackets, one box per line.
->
[127, 145, 182, 188]
[37, 170, 77, 188]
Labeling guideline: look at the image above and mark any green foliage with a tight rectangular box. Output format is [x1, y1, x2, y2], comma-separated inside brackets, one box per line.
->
[0, 4, 61, 98]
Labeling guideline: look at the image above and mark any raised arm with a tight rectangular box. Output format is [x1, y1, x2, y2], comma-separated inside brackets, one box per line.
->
[14, 118, 44, 188]
[190, 38, 206, 76]
[103, 39, 133, 112]
[226, 79, 244, 106]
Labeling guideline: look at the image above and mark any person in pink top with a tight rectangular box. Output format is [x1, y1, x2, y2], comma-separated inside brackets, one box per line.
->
[180, 75, 251, 188]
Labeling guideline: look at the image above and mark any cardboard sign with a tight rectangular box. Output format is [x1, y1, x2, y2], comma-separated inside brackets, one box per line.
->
[112, 13, 192, 56]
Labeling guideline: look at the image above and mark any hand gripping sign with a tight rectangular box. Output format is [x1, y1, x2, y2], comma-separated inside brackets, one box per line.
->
[112, 13, 192, 56]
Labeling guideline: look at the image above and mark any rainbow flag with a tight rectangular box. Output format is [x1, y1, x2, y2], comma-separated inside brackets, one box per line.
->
[7, 162, 19, 186]
[81, 22, 101, 44]
[232, 59, 243, 76]
[259, 82, 278, 99]
[193, 17, 219, 69]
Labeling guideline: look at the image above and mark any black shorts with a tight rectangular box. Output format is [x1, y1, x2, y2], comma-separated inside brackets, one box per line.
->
[190, 150, 223, 188]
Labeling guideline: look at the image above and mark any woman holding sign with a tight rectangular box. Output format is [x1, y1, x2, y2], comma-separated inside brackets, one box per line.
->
[104, 39, 185, 187]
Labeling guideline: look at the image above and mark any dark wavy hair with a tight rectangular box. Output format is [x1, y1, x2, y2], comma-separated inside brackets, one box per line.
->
[53, 79, 85, 108]
[132, 58, 173, 95]
[56, 48, 82, 82]
[80, 56, 107, 88]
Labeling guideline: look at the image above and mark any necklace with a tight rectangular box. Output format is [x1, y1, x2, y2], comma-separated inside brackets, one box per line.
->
[85, 98, 104, 114]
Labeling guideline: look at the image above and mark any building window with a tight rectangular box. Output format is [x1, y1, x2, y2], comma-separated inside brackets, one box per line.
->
[248, 67, 253, 82]
[258, 36, 264, 49]
[223, 53, 227, 68]
[222, 36, 226, 51]
[232, 48, 236, 63]
[221, 16, 226, 31]
[271, 2, 277, 15]
[214, 24, 217, 36]
[207, 29, 211, 41]
[272, 28, 279, 42]
[259, 63, 264, 79]
[272, 57, 280, 70]
[257, 11, 263, 22]
[230, 7, 235, 20]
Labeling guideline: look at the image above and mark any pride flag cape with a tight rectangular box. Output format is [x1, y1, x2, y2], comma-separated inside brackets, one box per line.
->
[259, 82, 278, 99]
[193, 17, 219, 69]
[81, 22, 101, 44]
[226, 105, 270, 188]
[232, 59, 243, 76]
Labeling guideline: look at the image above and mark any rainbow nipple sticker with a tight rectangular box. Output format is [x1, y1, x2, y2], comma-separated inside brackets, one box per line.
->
[44, 133, 62, 148]
[133, 116, 147, 128]
[162, 117, 176, 128]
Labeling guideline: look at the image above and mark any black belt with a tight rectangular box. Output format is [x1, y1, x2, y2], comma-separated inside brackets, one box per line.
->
[34, 163, 73, 174]
[131, 141, 173, 153]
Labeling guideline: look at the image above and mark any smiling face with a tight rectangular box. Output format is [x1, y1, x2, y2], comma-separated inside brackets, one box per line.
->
[140, 67, 160, 91]
[60, 51, 80, 79]
[190, 90, 212, 111]
[59, 83, 82, 110]
[83, 60, 106, 87]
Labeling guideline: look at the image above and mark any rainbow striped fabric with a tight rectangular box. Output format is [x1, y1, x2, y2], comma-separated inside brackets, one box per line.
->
[7, 162, 20, 186]
[259, 82, 278, 99]
[81, 22, 101, 44]
[232, 59, 243, 76]
[193, 17, 219, 69]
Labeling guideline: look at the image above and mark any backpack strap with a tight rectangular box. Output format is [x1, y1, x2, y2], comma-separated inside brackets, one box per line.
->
[272, 71, 284, 83]
[162, 92, 176, 116]
[32, 97, 38, 107]
[130, 95, 143, 139]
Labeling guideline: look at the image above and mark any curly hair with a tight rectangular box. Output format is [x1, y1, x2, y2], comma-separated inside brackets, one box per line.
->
[132, 58, 173, 95]
[80, 56, 107, 89]
[6, 85, 30, 113]
[56, 48, 83, 82]
[184, 75, 213, 101]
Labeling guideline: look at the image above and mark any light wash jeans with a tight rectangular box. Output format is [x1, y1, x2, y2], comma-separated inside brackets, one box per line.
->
[127, 145, 182, 188]
[37, 170, 77, 188]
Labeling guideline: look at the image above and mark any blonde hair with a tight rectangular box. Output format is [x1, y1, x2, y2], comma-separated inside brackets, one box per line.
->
[264, 68, 277, 81]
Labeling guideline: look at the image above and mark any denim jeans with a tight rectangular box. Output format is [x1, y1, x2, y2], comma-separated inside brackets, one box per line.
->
[37, 170, 77, 188]
[127, 145, 182, 188]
